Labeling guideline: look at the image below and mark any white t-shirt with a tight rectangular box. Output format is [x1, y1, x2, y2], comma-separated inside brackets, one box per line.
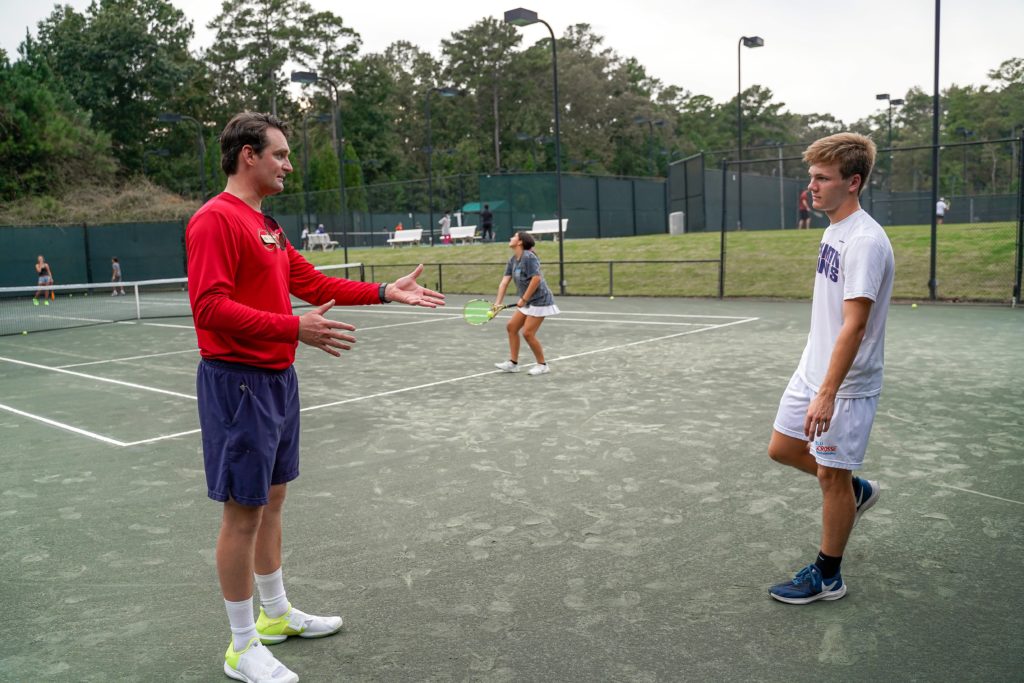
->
[935, 200, 947, 216]
[796, 209, 895, 398]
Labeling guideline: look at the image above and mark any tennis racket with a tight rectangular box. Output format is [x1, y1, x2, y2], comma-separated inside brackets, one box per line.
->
[463, 299, 514, 325]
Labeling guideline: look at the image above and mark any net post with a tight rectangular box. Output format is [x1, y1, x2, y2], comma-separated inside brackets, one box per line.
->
[1014, 133, 1024, 306]
[719, 158, 728, 299]
[134, 283, 141, 319]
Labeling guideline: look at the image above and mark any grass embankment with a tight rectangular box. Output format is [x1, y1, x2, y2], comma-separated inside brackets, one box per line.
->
[0, 179, 200, 226]
[307, 222, 1019, 302]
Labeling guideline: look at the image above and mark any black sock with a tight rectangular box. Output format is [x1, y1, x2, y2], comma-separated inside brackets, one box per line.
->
[509, 360, 517, 364]
[814, 551, 842, 579]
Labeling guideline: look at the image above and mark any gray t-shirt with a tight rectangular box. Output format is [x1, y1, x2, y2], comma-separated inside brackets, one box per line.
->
[505, 251, 555, 306]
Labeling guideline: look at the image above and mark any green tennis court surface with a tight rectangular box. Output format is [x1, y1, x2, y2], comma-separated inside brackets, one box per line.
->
[0, 296, 1020, 681]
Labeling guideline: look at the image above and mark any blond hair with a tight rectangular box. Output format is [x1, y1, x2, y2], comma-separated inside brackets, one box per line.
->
[803, 133, 876, 195]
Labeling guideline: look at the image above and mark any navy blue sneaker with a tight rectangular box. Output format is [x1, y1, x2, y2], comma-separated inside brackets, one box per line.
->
[769, 564, 847, 604]
[853, 477, 880, 526]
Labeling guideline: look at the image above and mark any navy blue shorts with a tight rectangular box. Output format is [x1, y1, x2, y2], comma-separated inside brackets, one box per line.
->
[197, 359, 300, 506]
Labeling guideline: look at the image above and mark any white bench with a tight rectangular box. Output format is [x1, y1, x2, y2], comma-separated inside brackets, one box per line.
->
[449, 225, 479, 245]
[387, 228, 423, 247]
[307, 233, 338, 251]
[527, 218, 568, 241]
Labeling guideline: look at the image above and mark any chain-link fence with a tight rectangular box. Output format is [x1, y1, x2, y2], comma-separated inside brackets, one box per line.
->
[683, 136, 1024, 303]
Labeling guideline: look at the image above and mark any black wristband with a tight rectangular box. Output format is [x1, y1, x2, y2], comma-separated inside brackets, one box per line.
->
[379, 282, 389, 303]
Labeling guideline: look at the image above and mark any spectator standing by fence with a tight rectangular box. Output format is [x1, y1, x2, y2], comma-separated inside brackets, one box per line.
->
[480, 204, 494, 241]
[110, 257, 126, 295]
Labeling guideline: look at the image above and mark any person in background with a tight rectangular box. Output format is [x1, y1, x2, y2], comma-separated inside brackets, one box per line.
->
[492, 231, 559, 376]
[300, 225, 309, 250]
[935, 197, 949, 225]
[798, 189, 811, 229]
[110, 257, 126, 295]
[439, 211, 452, 245]
[187, 111, 444, 683]
[33, 255, 54, 306]
[480, 203, 494, 242]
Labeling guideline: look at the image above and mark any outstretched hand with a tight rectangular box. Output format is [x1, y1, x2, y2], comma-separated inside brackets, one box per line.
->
[385, 264, 446, 308]
[297, 300, 357, 357]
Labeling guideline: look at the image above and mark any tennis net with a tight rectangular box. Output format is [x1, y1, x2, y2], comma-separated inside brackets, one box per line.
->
[0, 263, 365, 336]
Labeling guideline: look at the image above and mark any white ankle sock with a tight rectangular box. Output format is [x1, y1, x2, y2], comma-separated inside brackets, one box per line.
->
[224, 597, 258, 651]
[255, 567, 290, 618]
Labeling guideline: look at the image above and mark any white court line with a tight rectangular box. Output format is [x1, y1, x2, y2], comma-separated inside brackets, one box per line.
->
[0, 402, 127, 446]
[300, 316, 759, 412]
[121, 428, 201, 447]
[140, 322, 195, 329]
[15, 312, 760, 446]
[0, 355, 196, 400]
[933, 483, 1024, 506]
[39, 314, 115, 324]
[551, 317, 708, 326]
[57, 348, 198, 369]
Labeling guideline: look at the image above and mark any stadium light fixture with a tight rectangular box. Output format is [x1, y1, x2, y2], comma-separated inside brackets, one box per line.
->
[157, 112, 205, 199]
[504, 7, 566, 294]
[737, 35, 765, 230]
[291, 70, 350, 263]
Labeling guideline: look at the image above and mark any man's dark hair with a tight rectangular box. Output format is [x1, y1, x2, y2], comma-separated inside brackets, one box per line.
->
[220, 112, 290, 176]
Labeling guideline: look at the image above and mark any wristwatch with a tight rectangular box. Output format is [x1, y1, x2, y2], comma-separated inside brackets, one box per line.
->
[378, 282, 390, 303]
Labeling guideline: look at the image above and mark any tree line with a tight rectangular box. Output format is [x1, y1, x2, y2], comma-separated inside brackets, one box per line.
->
[2, 0, 1022, 209]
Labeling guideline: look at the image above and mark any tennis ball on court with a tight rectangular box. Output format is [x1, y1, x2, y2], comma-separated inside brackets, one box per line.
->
[609, 296, 615, 300]
[912, 303, 918, 308]
[21, 330, 27, 335]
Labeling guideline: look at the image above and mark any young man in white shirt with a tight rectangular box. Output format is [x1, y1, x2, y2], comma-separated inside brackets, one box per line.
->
[767, 133, 895, 604]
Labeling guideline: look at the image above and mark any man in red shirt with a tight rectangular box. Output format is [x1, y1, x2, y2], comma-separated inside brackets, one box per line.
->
[187, 112, 444, 683]
[798, 189, 811, 229]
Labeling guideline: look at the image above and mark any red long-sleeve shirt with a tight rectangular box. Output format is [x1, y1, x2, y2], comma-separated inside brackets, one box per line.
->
[186, 192, 381, 370]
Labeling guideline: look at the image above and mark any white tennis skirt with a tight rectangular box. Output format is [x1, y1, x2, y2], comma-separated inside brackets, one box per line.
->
[517, 304, 560, 318]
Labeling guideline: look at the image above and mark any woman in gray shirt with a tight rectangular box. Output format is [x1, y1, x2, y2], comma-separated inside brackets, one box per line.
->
[493, 231, 560, 375]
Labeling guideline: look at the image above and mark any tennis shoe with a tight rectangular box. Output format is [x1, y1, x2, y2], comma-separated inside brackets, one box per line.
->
[33, 298, 39, 306]
[527, 364, 550, 376]
[256, 605, 343, 645]
[224, 637, 298, 683]
[769, 563, 847, 605]
[853, 477, 880, 527]
[494, 360, 519, 373]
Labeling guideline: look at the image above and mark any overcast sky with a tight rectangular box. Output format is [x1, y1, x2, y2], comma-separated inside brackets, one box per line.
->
[3, 0, 1022, 124]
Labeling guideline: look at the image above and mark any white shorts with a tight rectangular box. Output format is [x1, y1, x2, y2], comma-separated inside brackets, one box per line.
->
[773, 372, 879, 471]
[517, 304, 560, 318]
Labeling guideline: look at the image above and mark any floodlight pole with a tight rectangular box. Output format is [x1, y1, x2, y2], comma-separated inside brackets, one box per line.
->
[505, 8, 566, 295]
[928, 0, 941, 300]
[291, 70, 349, 263]
[737, 35, 764, 231]
[876, 94, 902, 191]
[425, 86, 463, 246]
[158, 113, 206, 199]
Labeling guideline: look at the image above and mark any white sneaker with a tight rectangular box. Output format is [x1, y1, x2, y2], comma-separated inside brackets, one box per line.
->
[494, 360, 519, 373]
[224, 637, 299, 683]
[110, 291, 117, 297]
[257, 605, 344, 644]
[528, 364, 550, 376]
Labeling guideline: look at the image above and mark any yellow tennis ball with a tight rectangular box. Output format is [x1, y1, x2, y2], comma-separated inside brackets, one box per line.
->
[22, 330, 28, 335]
[912, 303, 918, 309]
[609, 296, 615, 300]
